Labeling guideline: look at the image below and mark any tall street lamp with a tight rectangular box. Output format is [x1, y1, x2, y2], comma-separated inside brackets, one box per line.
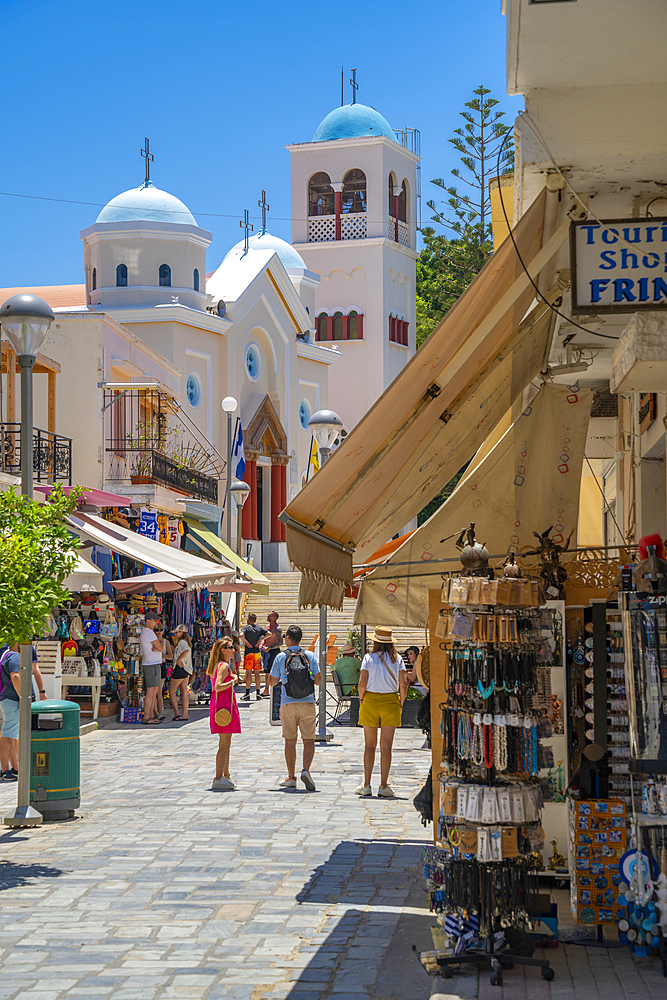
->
[221, 396, 237, 549]
[229, 478, 250, 629]
[0, 293, 54, 828]
[308, 408, 343, 743]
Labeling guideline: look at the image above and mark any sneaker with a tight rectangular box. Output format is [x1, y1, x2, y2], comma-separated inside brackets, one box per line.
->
[300, 769, 316, 792]
[212, 777, 236, 791]
[280, 777, 297, 788]
[355, 783, 372, 797]
[241, 693, 251, 701]
[255, 692, 266, 701]
[377, 784, 396, 798]
[0, 770, 18, 783]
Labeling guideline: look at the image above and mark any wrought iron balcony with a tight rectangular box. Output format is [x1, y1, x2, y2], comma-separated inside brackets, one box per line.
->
[0, 423, 72, 485]
[151, 452, 218, 504]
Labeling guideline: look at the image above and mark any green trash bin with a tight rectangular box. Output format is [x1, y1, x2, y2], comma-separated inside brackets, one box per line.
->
[30, 699, 80, 820]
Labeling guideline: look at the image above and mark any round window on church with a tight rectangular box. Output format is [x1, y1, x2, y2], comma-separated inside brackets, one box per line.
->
[186, 373, 202, 408]
[299, 399, 311, 430]
[246, 344, 261, 381]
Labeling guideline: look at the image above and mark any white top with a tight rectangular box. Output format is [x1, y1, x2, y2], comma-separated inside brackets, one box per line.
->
[140, 627, 162, 665]
[360, 651, 406, 693]
[174, 639, 193, 675]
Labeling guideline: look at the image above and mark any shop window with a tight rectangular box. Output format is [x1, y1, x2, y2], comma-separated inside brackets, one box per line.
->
[315, 313, 329, 341]
[116, 263, 128, 287]
[193, 268, 200, 292]
[308, 172, 335, 216]
[159, 263, 171, 287]
[342, 168, 367, 214]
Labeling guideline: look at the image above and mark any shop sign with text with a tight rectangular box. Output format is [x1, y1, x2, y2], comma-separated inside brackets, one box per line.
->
[571, 217, 667, 314]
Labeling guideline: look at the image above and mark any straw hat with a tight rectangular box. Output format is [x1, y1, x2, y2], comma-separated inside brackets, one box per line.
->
[339, 643, 356, 656]
[172, 624, 189, 634]
[371, 626, 394, 644]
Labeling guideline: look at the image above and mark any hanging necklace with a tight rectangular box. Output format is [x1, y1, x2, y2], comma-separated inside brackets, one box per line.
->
[483, 713, 494, 770]
[494, 714, 508, 771]
[477, 677, 495, 700]
[457, 712, 472, 760]
[471, 712, 484, 766]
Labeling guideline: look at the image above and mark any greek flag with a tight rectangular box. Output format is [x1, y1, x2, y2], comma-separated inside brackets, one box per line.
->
[233, 421, 246, 479]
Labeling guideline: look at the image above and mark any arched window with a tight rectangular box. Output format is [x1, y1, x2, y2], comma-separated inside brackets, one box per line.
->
[333, 311, 344, 340]
[316, 313, 328, 341]
[342, 169, 366, 214]
[348, 310, 359, 340]
[398, 180, 407, 223]
[116, 263, 128, 287]
[159, 263, 171, 287]
[308, 172, 335, 216]
[91, 268, 96, 291]
[388, 173, 397, 216]
[193, 268, 199, 292]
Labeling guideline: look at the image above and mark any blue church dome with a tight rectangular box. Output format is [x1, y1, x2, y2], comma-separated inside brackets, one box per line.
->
[96, 180, 197, 226]
[227, 229, 307, 270]
[313, 103, 395, 143]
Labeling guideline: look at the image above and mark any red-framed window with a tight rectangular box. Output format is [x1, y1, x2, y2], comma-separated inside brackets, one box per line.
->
[389, 315, 408, 346]
[315, 311, 364, 342]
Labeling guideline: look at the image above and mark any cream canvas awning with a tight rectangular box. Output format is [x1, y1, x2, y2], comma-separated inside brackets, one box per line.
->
[63, 552, 104, 591]
[354, 383, 593, 628]
[184, 519, 270, 596]
[69, 513, 236, 591]
[283, 189, 570, 608]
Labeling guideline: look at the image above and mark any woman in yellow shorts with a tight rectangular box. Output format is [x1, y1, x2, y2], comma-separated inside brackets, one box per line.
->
[356, 626, 407, 798]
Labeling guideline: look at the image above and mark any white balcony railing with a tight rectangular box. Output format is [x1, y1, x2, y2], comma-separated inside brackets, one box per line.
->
[388, 217, 410, 247]
[308, 213, 368, 243]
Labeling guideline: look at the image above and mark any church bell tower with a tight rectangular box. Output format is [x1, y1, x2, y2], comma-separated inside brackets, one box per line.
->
[287, 85, 420, 433]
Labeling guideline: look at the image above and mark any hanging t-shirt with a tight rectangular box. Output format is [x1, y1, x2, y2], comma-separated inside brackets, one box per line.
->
[137, 509, 159, 541]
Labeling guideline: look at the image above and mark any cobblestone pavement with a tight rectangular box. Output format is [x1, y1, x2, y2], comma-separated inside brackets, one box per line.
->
[1, 700, 665, 1000]
[0, 697, 435, 1000]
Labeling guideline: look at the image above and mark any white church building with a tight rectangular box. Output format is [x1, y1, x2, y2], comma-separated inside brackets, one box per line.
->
[0, 94, 419, 571]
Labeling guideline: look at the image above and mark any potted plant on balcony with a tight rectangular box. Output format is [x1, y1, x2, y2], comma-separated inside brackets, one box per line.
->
[129, 450, 155, 486]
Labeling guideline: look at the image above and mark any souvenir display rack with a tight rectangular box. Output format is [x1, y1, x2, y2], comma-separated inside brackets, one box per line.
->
[426, 587, 555, 986]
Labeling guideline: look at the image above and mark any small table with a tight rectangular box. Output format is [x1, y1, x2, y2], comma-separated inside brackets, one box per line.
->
[62, 676, 103, 720]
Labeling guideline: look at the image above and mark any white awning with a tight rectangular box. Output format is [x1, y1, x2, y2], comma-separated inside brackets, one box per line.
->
[63, 552, 104, 591]
[283, 189, 570, 608]
[69, 512, 236, 591]
[354, 383, 593, 628]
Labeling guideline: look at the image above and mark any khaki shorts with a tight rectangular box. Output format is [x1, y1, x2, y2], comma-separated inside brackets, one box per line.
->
[280, 701, 317, 741]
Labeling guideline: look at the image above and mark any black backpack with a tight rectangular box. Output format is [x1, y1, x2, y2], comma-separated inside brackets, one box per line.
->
[285, 650, 315, 700]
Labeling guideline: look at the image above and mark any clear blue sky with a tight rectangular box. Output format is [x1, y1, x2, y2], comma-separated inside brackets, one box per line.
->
[0, 0, 523, 287]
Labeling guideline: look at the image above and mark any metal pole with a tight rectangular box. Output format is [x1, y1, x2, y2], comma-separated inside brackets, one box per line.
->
[316, 442, 333, 742]
[235, 501, 242, 631]
[4, 357, 42, 827]
[226, 412, 233, 549]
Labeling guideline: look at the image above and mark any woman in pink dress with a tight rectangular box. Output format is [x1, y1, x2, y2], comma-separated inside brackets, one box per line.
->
[207, 638, 241, 791]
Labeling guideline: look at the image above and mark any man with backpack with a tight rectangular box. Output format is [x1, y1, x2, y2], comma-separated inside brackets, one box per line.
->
[269, 625, 321, 791]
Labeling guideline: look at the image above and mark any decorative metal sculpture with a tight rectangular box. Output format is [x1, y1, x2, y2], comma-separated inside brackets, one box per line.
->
[455, 523, 490, 577]
[548, 838, 566, 870]
[551, 695, 564, 735]
[525, 527, 573, 600]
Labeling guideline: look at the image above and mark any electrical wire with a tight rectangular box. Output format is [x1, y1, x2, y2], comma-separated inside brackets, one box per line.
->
[495, 129, 620, 342]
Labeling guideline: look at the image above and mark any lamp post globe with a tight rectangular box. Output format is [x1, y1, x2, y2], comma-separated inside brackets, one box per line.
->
[221, 396, 237, 413]
[308, 409, 343, 464]
[0, 294, 54, 830]
[229, 479, 250, 509]
[0, 293, 54, 360]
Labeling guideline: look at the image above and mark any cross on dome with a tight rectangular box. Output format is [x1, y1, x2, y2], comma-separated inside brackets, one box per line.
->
[240, 209, 253, 252]
[350, 68, 358, 105]
[258, 190, 270, 232]
[141, 137, 154, 185]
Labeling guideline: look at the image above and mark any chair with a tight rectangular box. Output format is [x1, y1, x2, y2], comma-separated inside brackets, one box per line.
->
[330, 669, 359, 726]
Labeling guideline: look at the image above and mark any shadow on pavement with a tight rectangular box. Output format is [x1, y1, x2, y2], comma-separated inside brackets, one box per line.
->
[283, 837, 433, 1000]
[0, 859, 65, 891]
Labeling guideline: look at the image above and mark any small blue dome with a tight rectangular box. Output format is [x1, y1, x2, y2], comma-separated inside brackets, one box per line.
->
[313, 103, 395, 143]
[227, 229, 307, 270]
[96, 180, 197, 226]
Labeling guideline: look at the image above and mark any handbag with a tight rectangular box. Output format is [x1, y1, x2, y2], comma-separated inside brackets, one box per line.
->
[413, 767, 433, 827]
[100, 607, 119, 639]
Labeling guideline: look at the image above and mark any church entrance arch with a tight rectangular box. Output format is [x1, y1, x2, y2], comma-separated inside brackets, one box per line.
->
[239, 396, 288, 568]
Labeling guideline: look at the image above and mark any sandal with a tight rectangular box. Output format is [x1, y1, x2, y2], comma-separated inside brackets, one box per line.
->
[172, 715, 182, 721]
[142, 718, 161, 725]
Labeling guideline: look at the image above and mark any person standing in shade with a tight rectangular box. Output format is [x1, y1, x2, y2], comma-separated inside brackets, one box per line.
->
[260, 611, 282, 697]
[0, 643, 48, 781]
[241, 613, 267, 701]
[140, 610, 164, 724]
[356, 626, 407, 798]
[269, 625, 320, 791]
[169, 626, 192, 721]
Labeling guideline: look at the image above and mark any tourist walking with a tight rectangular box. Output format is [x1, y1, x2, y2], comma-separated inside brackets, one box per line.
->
[169, 626, 192, 721]
[0, 642, 48, 781]
[269, 625, 321, 791]
[241, 612, 267, 701]
[208, 638, 241, 790]
[140, 610, 164, 724]
[260, 611, 282, 696]
[356, 626, 407, 798]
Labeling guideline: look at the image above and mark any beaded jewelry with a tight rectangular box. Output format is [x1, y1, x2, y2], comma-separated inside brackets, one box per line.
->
[457, 712, 472, 760]
[482, 713, 494, 770]
[471, 712, 484, 766]
[493, 714, 508, 771]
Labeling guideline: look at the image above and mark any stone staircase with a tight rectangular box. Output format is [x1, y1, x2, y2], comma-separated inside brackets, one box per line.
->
[242, 572, 426, 654]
